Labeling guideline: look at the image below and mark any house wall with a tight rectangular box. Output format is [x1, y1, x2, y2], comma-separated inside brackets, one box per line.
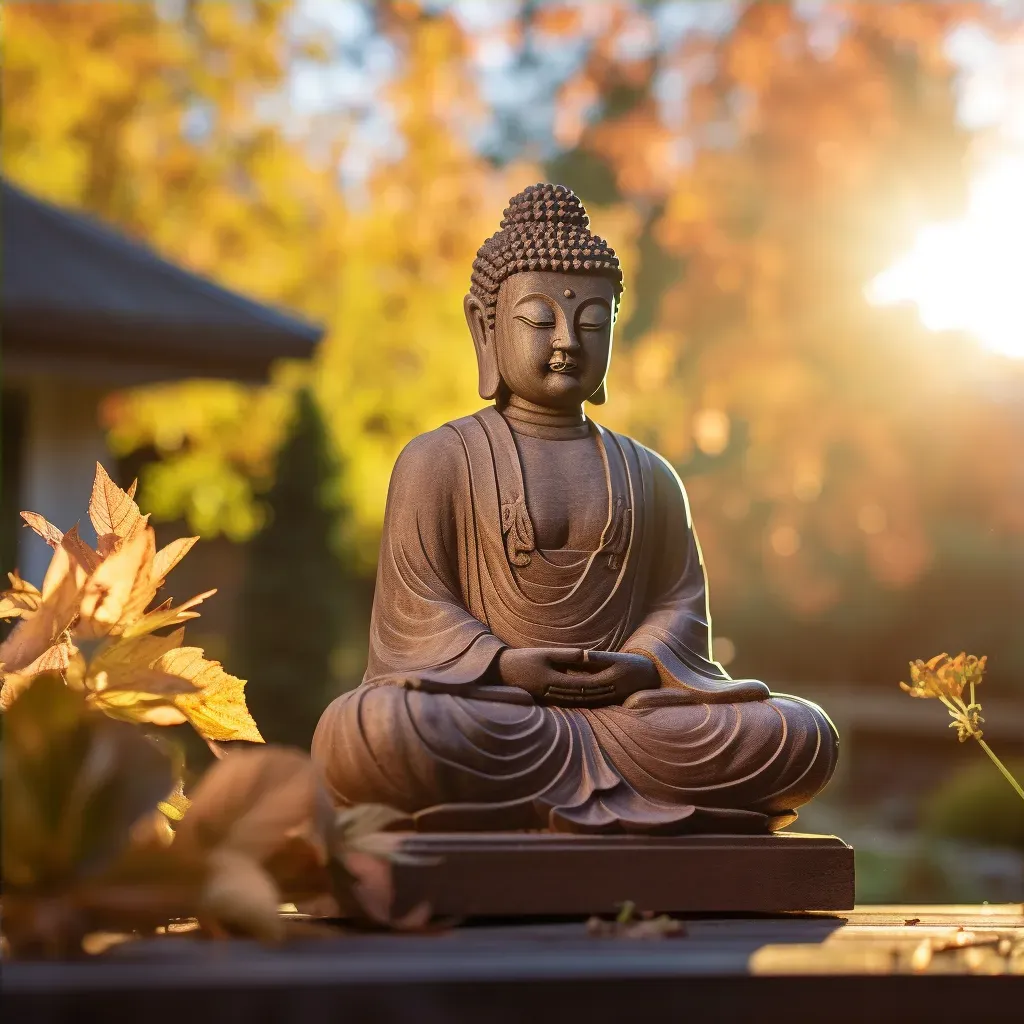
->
[15, 377, 112, 585]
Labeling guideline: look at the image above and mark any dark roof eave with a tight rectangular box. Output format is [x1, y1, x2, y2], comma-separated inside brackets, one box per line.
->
[2, 179, 326, 367]
[4, 309, 317, 384]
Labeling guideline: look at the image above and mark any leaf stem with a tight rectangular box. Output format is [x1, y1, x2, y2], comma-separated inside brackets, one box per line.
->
[976, 738, 1024, 804]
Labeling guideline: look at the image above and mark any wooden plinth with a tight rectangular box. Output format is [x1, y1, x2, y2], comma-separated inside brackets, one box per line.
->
[391, 831, 854, 917]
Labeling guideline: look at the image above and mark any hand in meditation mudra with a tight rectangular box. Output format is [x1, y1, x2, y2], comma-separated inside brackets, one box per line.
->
[313, 183, 838, 834]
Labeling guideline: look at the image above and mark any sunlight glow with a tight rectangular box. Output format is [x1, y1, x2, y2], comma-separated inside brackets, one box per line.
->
[867, 156, 1024, 360]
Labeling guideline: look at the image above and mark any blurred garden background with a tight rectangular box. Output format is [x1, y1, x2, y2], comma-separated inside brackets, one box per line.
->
[3, 0, 1024, 903]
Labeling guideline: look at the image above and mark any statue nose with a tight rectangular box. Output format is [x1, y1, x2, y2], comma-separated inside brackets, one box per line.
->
[552, 330, 580, 353]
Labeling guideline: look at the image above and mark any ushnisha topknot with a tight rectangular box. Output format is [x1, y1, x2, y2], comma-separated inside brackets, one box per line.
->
[470, 183, 623, 328]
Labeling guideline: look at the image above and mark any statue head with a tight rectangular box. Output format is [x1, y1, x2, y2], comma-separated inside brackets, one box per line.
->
[465, 183, 623, 409]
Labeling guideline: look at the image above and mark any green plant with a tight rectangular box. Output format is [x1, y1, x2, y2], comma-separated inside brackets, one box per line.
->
[923, 758, 1024, 853]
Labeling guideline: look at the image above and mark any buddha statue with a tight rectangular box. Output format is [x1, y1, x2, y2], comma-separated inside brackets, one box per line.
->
[313, 183, 838, 835]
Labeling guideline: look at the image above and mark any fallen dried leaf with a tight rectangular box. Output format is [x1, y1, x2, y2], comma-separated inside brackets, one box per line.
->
[586, 914, 687, 939]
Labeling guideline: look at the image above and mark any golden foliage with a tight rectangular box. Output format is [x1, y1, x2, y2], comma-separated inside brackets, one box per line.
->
[0, 463, 261, 744]
[3, 677, 417, 956]
[3, 1, 531, 570]
[5, 0, 1020, 617]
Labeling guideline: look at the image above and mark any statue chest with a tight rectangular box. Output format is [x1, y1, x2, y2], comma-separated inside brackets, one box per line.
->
[511, 434, 610, 551]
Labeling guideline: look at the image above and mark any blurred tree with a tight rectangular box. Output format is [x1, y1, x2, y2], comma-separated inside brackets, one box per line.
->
[4, 1, 1022, 690]
[522, 1, 1024, 685]
[2, 0, 524, 568]
[231, 388, 347, 748]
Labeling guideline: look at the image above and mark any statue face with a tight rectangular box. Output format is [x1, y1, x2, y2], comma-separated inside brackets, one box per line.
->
[493, 271, 614, 409]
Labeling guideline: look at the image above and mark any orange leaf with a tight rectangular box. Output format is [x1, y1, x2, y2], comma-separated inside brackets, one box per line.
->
[76, 528, 152, 639]
[122, 590, 216, 639]
[21, 511, 63, 549]
[61, 524, 103, 575]
[0, 572, 42, 621]
[157, 647, 263, 743]
[178, 747, 323, 862]
[0, 550, 82, 680]
[151, 535, 198, 583]
[88, 462, 147, 540]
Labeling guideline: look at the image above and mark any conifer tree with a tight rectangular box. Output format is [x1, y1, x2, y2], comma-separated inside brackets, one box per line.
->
[233, 388, 348, 749]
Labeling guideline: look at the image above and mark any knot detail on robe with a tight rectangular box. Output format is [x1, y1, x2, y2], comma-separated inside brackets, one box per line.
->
[501, 495, 535, 567]
[602, 496, 632, 571]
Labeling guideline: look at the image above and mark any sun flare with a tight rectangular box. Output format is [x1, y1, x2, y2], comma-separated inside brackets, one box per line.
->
[867, 156, 1024, 360]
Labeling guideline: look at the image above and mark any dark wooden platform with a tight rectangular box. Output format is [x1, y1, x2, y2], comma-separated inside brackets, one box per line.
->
[4, 907, 1022, 1024]
[391, 831, 855, 916]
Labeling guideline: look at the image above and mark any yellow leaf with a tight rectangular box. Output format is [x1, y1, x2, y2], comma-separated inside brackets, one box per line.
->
[61, 523, 103, 576]
[76, 528, 153, 639]
[121, 589, 216, 639]
[151, 535, 198, 582]
[178, 747, 323, 861]
[88, 462, 147, 540]
[21, 511, 63, 548]
[90, 627, 187, 684]
[0, 640, 76, 710]
[0, 572, 42, 621]
[41, 541, 86, 601]
[0, 552, 81, 678]
[158, 647, 263, 743]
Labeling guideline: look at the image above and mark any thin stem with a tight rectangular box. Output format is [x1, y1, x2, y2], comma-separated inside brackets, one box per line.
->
[937, 694, 960, 716]
[970, 680, 976, 707]
[977, 738, 1024, 804]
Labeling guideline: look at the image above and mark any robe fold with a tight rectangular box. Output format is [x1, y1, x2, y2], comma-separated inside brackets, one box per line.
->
[313, 408, 838, 834]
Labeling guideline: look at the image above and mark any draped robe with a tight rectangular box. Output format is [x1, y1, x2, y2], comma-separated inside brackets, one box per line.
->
[312, 408, 838, 834]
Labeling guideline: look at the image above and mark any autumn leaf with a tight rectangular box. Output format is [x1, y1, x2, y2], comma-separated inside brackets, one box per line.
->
[158, 646, 263, 743]
[61, 524, 103, 576]
[332, 803, 412, 861]
[76, 527, 154, 639]
[121, 589, 216, 639]
[178, 747, 332, 934]
[3, 674, 173, 892]
[0, 548, 82, 701]
[0, 572, 42, 621]
[89, 627, 188, 684]
[88, 462, 147, 540]
[151, 535, 198, 583]
[21, 511, 63, 549]
[177, 747, 323, 861]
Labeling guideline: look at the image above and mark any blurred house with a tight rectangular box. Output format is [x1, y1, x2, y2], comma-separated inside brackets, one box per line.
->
[1, 178, 323, 587]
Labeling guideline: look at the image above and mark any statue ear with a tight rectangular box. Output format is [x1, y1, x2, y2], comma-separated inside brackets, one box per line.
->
[464, 293, 501, 401]
[588, 380, 608, 406]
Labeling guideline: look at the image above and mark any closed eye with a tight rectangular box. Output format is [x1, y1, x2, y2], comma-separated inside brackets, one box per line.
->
[514, 315, 556, 329]
[579, 319, 609, 331]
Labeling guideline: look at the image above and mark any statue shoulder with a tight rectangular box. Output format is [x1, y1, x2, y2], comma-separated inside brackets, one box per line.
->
[395, 421, 468, 473]
[601, 427, 690, 500]
[391, 425, 468, 494]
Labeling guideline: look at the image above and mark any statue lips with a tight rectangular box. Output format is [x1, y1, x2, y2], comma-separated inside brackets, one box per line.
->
[547, 352, 579, 374]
